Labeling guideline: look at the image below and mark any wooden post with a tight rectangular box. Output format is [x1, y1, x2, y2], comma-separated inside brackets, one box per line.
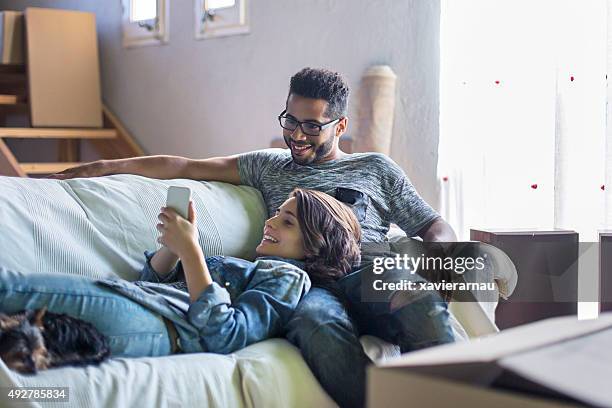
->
[0, 138, 25, 176]
[89, 105, 144, 159]
[58, 139, 80, 162]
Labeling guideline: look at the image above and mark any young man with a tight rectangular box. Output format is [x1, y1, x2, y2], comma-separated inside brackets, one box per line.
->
[52, 67, 456, 408]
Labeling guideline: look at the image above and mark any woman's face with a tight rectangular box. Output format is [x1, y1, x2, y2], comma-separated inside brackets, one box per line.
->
[255, 197, 306, 260]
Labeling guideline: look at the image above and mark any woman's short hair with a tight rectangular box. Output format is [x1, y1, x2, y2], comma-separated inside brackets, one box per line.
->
[291, 188, 361, 285]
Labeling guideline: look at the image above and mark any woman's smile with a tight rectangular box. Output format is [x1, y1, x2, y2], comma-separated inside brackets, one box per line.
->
[261, 231, 279, 244]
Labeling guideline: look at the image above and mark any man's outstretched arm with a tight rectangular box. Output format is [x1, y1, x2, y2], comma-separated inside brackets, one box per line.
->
[48, 155, 241, 184]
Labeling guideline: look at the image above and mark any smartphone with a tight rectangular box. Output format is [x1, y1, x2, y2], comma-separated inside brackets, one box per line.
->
[166, 186, 191, 219]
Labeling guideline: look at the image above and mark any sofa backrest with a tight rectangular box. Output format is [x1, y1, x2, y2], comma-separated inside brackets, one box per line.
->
[0, 175, 267, 280]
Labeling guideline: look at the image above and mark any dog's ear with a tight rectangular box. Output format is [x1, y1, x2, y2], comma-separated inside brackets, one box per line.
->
[0, 313, 9, 331]
[28, 307, 47, 329]
[0, 313, 20, 331]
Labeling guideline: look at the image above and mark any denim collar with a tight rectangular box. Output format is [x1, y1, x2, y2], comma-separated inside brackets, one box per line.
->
[255, 256, 305, 270]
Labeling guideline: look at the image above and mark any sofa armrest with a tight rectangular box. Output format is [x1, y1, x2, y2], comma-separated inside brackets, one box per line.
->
[385, 228, 512, 338]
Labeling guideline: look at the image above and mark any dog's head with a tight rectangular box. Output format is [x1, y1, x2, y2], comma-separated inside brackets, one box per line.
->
[0, 308, 51, 374]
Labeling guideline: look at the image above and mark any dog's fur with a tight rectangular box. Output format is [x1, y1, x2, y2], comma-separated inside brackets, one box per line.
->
[0, 308, 110, 374]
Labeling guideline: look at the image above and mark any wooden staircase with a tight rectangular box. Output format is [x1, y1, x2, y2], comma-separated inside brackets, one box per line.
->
[0, 64, 144, 177]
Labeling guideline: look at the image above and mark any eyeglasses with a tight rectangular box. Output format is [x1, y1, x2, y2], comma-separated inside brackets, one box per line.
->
[278, 110, 341, 136]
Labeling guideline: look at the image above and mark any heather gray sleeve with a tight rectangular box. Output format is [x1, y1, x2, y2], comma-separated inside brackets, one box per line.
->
[386, 160, 440, 237]
[237, 148, 287, 189]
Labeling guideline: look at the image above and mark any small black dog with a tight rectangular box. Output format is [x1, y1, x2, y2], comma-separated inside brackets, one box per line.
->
[0, 307, 110, 374]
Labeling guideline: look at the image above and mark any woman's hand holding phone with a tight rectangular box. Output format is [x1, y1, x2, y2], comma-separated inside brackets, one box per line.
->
[156, 187, 212, 302]
[156, 201, 200, 259]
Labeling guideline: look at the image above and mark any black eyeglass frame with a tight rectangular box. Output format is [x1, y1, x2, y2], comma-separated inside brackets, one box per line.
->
[278, 110, 342, 136]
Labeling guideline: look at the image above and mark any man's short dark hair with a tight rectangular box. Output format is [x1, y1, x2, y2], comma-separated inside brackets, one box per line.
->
[288, 68, 349, 119]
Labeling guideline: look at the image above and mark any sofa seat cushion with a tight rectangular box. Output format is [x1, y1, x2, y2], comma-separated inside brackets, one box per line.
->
[2, 338, 336, 408]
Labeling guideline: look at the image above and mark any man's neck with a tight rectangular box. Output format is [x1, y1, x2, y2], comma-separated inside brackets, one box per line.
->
[317, 149, 348, 163]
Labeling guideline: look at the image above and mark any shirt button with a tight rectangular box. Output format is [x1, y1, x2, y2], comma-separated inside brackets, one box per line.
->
[225, 282, 230, 287]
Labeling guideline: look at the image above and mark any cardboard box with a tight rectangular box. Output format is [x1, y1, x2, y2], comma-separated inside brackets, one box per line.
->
[26, 7, 102, 127]
[470, 228, 579, 329]
[368, 313, 612, 407]
[0, 11, 24, 64]
[600, 231, 612, 312]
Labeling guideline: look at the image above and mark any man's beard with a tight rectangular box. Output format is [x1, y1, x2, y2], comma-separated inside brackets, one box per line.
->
[284, 134, 335, 165]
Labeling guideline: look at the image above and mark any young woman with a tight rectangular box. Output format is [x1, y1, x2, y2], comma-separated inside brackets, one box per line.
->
[0, 189, 361, 360]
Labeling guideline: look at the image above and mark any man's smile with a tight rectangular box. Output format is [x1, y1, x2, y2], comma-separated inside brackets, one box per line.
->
[290, 141, 314, 156]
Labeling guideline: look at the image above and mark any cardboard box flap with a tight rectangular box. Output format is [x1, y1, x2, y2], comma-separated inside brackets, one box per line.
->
[376, 313, 612, 406]
[497, 328, 612, 407]
[379, 313, 612, 368]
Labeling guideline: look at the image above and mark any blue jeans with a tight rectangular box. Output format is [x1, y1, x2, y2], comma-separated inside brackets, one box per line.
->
[285, 263, 455, 408]
[0, 267, 172, 358]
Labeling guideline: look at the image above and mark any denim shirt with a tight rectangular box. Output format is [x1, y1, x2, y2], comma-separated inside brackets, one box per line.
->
[98, 251, 310, 354]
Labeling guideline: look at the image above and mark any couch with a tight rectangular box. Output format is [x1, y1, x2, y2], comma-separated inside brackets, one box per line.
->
[0, 174, 515, 408]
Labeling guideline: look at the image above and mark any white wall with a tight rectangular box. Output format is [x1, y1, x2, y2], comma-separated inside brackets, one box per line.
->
[0, 0, 441, 206]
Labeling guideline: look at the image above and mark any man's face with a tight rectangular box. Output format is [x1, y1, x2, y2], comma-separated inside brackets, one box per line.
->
[282, 94, 345, 165]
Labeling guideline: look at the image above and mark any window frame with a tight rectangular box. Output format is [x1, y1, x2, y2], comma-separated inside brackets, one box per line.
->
[122, 0, 169, 48]
[194, 0, 249, 40]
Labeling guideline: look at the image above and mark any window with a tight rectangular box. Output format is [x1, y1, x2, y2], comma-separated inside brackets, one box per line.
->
[194, 0, 249, 40]
[438, 0, 607, 320]
[122, 0, 169, 47]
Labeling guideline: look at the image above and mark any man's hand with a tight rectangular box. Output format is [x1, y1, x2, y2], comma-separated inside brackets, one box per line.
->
[157, 202, 200, 259]
[417, 217, 457, 242]
[47, 160, 109, 180]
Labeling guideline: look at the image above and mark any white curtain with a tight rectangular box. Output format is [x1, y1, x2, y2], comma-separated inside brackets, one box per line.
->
[438, 0, 608, 319]
[439, 0, 607, 241]
[607, 1, 612, 226]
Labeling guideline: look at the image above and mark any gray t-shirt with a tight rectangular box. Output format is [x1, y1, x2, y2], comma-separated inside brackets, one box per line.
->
[237, 148, 439, 243]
